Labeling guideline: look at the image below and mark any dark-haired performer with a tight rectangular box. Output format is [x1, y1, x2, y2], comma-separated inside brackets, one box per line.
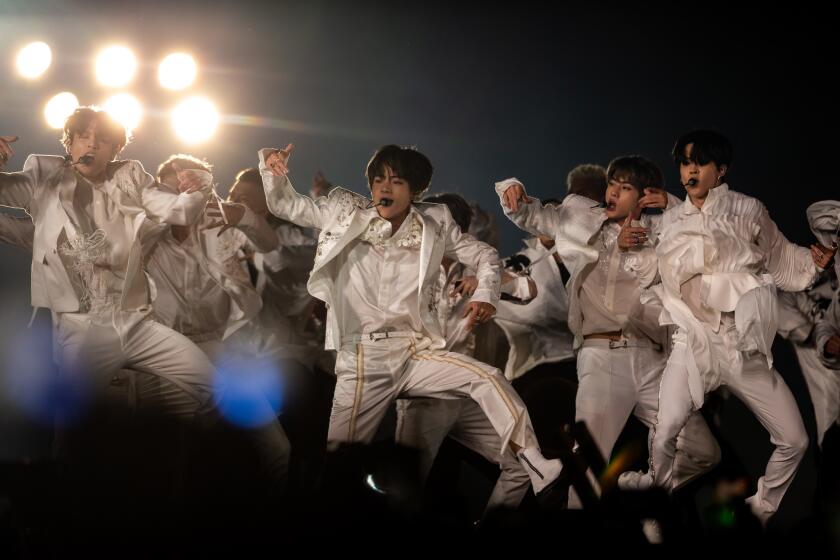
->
[497, 155, 720, 510]
[619, 130, 835, 525]
[260, 143, 565, 496]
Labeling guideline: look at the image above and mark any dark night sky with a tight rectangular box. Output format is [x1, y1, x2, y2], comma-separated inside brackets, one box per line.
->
[0, 0, 834, 258]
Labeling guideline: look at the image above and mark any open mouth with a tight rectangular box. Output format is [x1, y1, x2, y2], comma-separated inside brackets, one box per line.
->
[378, 198, 394, 207]
[685, 178, 698, 187]
[606, 202, 616, 211]
[76, 154, 95, 165]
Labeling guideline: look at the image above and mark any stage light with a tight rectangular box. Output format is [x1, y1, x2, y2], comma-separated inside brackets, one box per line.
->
[44, 92, 79, 129]
[158, 52, 197, 90]
[95, 45, 137, 87]
[16, 41, 52, 79]
[103, 93, 143, 132]
[172, 96, 219, 143]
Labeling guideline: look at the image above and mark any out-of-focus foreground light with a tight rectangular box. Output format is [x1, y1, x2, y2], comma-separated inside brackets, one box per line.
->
[158, 52, 197, 90]
[172, 96, 219, 144]
[44, 92, 79, 129]
[16, 41, 52, 79]
[212, 350, 283, 429]
[103, 93, 143, 132]
[95, 45, 137, 87]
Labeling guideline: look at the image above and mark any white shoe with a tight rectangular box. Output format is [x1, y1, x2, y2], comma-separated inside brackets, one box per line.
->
[641, 518, 663, 544]
[517, 447, 563, 494]
[618, 470, 653, 491]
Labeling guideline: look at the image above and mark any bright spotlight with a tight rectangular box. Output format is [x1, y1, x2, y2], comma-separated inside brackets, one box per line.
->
[95, 45, 137, 87]
[44, 92, 79, 129]
[16, 41, 52, 79]
[158, 52, 197, 90]
[172, 96, 219, 144]
[103, 93, 143, 132]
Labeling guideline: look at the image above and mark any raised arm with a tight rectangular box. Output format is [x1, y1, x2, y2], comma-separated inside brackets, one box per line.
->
[139, 162, 212, 226]
[0, 212, 34, 252]
[0, 146, 39, 210]
[204, 202, 279, 253]
[259, 145, 329, 230]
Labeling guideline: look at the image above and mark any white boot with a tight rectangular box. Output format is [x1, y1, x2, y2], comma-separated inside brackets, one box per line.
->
[517, 447, 563, 494]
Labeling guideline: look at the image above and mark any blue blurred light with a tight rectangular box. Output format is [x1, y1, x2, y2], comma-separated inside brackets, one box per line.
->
[1, 320, 89, 426]
[212, 350, 284, 429]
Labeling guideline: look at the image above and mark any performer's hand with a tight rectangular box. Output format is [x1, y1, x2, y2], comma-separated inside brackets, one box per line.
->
[266, 143, 294, 176]
[0, 135, 19, 169]
[811, 242, 837, 269]
[451, 276, 478, 298]
[618, 212, 649, 251]
[824, 334, 840, 357]
[206, 200, 246, 235]
[463, 301, 496, 330]
[172, 163, 206, 194]
[502, 182, 532, 212]
[637, 187, 669, 209]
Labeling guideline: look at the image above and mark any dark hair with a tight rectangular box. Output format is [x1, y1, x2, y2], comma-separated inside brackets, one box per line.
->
[422, 192, 473, 232]
[235, 167, 262, 185]
[672, 129, 733, 170]
[156, 153, 212, 181]
[606, 155, 664, 193]
[566, 163, 607, 202]
[61, 106, 130, 153]
[365, 144, 433, 198]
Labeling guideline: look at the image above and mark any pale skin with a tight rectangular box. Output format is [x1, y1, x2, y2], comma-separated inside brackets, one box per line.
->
[265, 144, 497, 328]
[679, 142, 836, 269]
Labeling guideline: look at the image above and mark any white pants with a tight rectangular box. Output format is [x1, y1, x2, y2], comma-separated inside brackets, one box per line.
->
[395, 398, 530, 514]
[572, 339, 720, 508]
[576, 340, 721, 484]
[58, 314, 216, 418]
[57, 314, 290, 482]
[652, 322, 808, 523]
[328, 335, 539, 457]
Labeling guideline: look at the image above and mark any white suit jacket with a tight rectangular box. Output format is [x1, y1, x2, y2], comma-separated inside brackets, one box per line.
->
[258, 149, 500, 350]
[0, 154, 210, 314]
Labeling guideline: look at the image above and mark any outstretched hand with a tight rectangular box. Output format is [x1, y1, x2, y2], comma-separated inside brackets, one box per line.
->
[266, 143, 294, 176]
[502, 182, 532, 212]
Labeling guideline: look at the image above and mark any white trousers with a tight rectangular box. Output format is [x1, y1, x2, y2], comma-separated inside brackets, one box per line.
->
[57, 314, 290, 482]
[328, 335, 539, 458]
[58, 313, 216, 418]
[652, 321, 808, 523]
[572, 340, 720, 508]
[395, 398, 530, 513]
